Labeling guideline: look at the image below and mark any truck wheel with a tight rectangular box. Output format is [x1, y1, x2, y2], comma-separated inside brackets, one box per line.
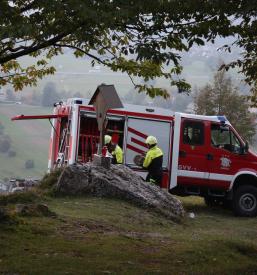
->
[232, 185, 257, 217]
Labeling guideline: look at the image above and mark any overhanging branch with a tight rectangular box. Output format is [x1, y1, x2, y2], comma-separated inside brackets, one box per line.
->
[0, 33, 69, 64]
[54, 43, 109, 65]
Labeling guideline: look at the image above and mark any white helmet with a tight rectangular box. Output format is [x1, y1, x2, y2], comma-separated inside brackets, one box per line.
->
[145, 136, 157, 145]
[104, 135, 112, 144]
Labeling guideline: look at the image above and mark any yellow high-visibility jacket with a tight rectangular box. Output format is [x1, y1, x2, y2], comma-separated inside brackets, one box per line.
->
[112, 145, 123, 164]
[143, 145, 163, 172]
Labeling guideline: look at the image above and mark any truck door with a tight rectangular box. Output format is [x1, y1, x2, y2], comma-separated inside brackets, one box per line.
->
[178, 118, 209, 188]
[125, 117, 172, 183]
[206, 123, 244, 190]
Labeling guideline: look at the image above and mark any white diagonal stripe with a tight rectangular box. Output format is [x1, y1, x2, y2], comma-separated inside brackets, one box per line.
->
[178, 170, 233, 182]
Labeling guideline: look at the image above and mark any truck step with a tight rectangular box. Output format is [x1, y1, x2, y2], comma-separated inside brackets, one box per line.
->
[184, 186, 200, 195]
[208, 189, 226, 197]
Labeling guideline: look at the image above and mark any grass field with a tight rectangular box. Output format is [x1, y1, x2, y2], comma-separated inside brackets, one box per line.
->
[0, 195, 257, 274]
[0, 104, 51, 180]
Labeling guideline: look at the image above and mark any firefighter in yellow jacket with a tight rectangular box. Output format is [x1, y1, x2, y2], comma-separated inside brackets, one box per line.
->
[104, 135, 123, 164]
[143, 136, 163, 186]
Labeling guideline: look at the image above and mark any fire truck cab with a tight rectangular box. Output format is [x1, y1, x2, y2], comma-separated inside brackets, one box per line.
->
[12, 97, 257, 217]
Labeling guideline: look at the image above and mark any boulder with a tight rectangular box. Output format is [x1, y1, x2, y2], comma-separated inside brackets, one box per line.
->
[56, 164, 184, 222]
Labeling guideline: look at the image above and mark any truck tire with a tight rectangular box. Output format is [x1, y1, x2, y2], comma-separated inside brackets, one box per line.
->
[232, 185, 257, 217]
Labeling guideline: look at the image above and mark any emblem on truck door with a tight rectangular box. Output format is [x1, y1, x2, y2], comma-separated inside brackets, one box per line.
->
[220, 157, 231, 169]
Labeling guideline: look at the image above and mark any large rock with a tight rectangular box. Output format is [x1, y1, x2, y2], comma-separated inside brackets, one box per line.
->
[56, 164, 184, 222]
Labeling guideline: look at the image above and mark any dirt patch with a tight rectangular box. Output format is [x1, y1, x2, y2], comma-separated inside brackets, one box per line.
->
[55, 217, 175, 244]
[56, 218, 118, 240]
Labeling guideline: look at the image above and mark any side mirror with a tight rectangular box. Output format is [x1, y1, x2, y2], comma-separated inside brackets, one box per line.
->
[240, 141, 249, 154]
[219, 120, 229, 132]
[220, 125, 229, 132]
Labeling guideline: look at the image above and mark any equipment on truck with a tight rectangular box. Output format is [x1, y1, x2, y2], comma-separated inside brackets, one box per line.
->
[12, 97, 257, 217]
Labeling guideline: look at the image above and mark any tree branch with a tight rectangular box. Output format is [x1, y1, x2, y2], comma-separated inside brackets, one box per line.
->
[127, 73, 137, 87]
[0, 33, 69, 64]
[54, 43, 109, 65]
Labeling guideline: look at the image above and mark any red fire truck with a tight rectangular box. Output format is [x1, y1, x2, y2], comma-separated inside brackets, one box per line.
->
[12, 97, 257, 216]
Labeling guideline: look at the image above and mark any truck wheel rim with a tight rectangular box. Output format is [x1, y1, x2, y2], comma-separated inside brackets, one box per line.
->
[239, 193, 257, 211]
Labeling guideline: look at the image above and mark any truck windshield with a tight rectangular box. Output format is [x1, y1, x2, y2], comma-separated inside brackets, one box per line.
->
[211, 124, 241, 153]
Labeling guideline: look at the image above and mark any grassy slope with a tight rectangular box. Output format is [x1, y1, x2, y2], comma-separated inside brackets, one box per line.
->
[0, 196, 257, 274]
[0, 104, 51, 180]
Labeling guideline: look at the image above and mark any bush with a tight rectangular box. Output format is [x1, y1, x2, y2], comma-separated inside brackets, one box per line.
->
[8, 150, 16, 157]
[39, 169, 63, 191]
[0, 191, 40, 206]
[25, 160, 34, 169]
[0, 207, 9, 222]
[16, 203, 56, 217]
[0, 123, 4, 134]
[2, 134, 11, 142]
[0, 139, 11, 153]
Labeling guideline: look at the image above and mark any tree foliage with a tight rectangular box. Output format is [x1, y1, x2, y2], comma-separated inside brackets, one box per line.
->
[0, 137, 11, 153]
[0, 1, 256, 100]
[25, 159, 34, 169]
[0, 123, 4, 135]
[5, 88, 16, 101]
[41, 82, 61, 107]
[194, 70, 256, 143]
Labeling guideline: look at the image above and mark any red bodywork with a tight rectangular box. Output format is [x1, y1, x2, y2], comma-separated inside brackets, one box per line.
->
[12, 101, 257, 194]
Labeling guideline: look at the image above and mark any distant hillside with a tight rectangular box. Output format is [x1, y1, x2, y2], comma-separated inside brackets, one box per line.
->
[0, 103, 51, 180]
[11, 49, 243, 101]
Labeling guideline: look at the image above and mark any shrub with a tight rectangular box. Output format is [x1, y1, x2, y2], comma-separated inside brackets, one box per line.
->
[0, 191, 39, 206]
[0, 207, 9, 222]
[16, 203, 56, 217]
[25, 160, 34, 169]
[0, 139, 11, 153]
[0, 123, 4, 134]
[2, 135, 11, 142]
[8, 150, 16, 157]
[39, 169, 63, 190]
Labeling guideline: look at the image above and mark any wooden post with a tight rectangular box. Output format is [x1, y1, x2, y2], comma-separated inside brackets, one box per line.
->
[88, 84, 123, 167]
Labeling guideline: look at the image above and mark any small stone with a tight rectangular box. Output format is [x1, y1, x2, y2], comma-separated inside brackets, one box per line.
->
[188, 212, 195, 219]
